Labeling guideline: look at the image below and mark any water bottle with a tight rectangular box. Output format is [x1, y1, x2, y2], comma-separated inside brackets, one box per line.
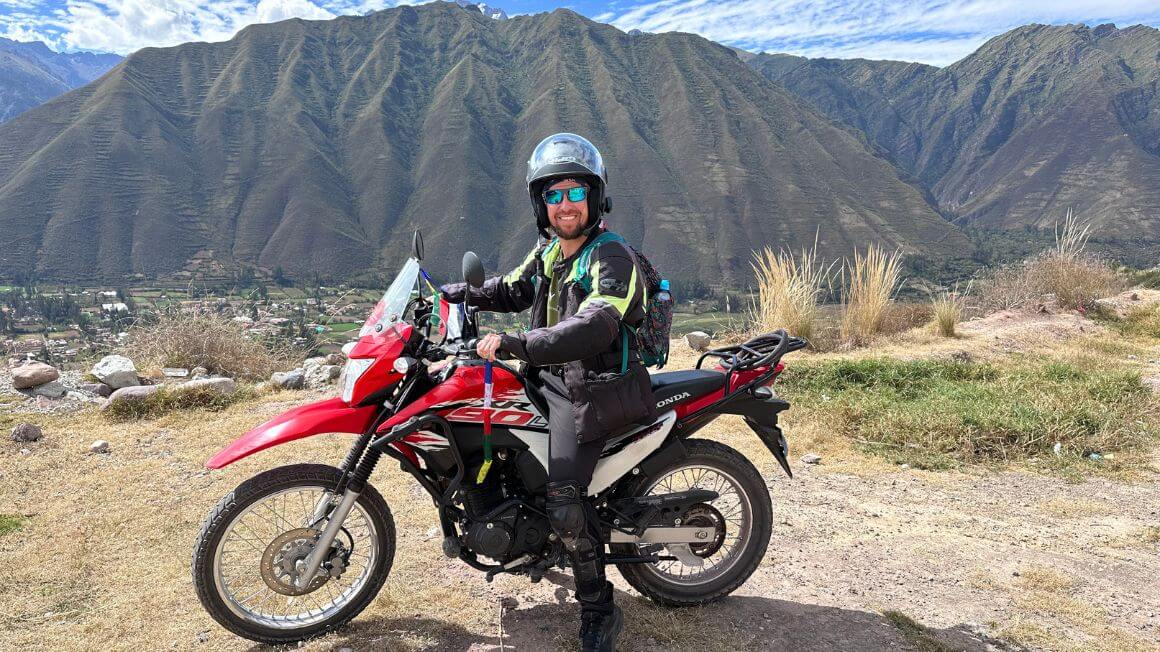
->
[656, 279, 671, 303]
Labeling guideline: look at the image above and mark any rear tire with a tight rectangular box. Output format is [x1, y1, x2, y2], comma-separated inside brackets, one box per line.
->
[611, 439, 773, 606]
[192, 464, 395, 645]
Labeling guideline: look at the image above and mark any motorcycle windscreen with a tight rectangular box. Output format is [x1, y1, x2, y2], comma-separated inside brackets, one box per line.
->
[361, 257, 421, 338]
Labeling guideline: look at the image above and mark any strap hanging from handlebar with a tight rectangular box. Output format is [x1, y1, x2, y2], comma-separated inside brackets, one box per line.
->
[476, 360, 494, 484]
[619, 324, 630, 374]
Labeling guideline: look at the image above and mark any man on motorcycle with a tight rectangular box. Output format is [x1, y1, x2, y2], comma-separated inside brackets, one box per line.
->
[441, 133, 653, 651]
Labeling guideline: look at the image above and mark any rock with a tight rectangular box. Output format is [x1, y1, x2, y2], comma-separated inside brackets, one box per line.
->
[91, 355, 140, 389]
[179, 377, 237, 396]
[90, 440, 109, 454]
[1130, 292, 1139, 301]
[35, 395, 59, 408]
[271, 368, 306, 390]
[303, 356, 328, 370]
[801, 453, 822, 465]
[81, 383, 113, 398]
[21, 380, 67, 398]
[325, 352, 345, 365]
[190, 366, 209, 377]
[11, 361, 59, 389]
[684, 331, 712, 352]
[949, 350, 973, 363]
[10, 423, 42, 442]
[102, 384, 161, 409]
[305, 364, 341, 388]
[162, 368, 190, 378]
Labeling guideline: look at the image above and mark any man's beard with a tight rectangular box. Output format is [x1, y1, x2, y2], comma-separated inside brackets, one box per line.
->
[552, 213, 587, 240]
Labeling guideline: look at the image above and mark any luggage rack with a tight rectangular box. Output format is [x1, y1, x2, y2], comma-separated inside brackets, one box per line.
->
[695, 329, 808, 397]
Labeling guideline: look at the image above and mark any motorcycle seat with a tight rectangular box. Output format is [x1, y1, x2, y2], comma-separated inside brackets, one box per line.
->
[650, 369, 726, 408]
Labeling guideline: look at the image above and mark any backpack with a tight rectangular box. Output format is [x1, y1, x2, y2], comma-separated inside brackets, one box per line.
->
[573, 232, 673, 369]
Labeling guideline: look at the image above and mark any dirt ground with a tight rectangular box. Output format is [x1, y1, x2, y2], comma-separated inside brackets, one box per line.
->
[2, 301, 1159, 651]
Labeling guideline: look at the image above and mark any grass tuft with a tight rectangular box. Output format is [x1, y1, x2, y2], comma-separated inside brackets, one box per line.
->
[0, 514, 27, 537]
[840, 245, 902, 347]
[881, 610, 956, 652]
[931, 283, 970, 337]
[779, 357, 1158, 469]
[102, 385, 256, 422]
[121, 304, 295, 381]
[750, 237, 832, 343]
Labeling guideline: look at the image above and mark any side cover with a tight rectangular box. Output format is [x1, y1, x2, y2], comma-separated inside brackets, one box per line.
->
[206, 398, 378, 469]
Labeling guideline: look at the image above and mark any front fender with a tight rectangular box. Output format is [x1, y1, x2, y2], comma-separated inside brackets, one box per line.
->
[206, 397, 379, 469]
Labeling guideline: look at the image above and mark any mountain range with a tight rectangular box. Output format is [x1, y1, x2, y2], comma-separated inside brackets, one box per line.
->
[748, 23, 1160, 244]
[0, 38, 121, 123]
[0, 3, 962, 284]
[0, 5, 1155, 284]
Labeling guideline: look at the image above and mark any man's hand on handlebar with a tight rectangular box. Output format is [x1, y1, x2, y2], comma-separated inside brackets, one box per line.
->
[476, 333, 503, 361]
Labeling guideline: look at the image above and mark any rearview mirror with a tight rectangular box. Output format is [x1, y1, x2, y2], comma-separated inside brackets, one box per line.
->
[462, 252, 485, 289]
[412, 230, 424, 261]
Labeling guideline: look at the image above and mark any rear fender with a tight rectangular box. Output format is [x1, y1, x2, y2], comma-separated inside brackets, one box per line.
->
[206, 397, 379, 469]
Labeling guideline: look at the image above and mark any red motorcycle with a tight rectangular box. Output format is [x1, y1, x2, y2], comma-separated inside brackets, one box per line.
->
[192, 234, 806, 645]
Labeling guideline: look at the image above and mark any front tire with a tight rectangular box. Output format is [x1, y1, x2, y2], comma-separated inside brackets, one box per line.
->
[611, 439, 773, 606]
[192, 464, 395, 645]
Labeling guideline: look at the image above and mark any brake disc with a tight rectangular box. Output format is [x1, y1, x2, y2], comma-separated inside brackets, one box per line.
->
[259, 528, 329, 596]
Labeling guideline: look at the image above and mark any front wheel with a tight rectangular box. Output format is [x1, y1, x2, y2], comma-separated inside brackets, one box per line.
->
[192, 464, 395, 645]
[611, 439, 773, 606]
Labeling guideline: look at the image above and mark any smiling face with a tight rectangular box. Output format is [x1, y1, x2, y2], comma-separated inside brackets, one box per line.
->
[545, 178, 589, 241]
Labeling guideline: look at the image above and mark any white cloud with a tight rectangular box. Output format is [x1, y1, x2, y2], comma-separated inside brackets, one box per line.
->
[256, 0, 335, 23]
[600, 0, 1160, 65]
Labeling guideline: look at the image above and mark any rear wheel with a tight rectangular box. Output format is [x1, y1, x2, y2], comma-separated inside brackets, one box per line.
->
[611, 439, 773, 606]
[192, 464, 395, 645]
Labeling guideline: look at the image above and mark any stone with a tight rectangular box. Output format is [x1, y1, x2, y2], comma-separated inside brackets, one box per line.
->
[325, 352, 345, 365]
[22, 380, 66, 398]
[305, 363, 341, 388]
[271, 368, 306, 390]
[162, 368, 190, 378]
[102, 384, 161, 409]
[11, 361, 59, 389]
[801, 453, 822, 465]
[90, 440, 109, 454]
[179, 377, 237, 396]
[35, 395, 59, 408]
[303, 356, 327, 370]
[684, 331, 712, 352]
[190, 366, 209, 377]
[81, 383, 113, 398]
[91, 355, 140, 389]
[10, 423, 42, 442]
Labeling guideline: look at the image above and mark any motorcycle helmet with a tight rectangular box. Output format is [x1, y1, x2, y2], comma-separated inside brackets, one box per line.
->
[526, 133, 612, 237]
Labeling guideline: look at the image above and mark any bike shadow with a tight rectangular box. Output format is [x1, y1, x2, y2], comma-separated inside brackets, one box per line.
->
[262, 572, 1014, 651]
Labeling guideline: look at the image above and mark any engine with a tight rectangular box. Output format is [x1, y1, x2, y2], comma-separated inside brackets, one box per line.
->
[459, 469, 551, 563]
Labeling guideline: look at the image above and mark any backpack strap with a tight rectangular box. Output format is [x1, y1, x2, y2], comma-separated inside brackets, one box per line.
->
[571, 231, 626, 292]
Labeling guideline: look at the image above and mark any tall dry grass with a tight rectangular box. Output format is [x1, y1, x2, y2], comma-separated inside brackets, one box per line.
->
[750, 239, 832, 343]
[932, 283, 971, 337]
[839, 245, 902, 347]
[981, 210, 1120, 311]
[121, 304, 295, 380]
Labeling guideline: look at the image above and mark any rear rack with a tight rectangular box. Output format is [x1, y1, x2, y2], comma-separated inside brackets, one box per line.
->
[696, 330, 808, 397]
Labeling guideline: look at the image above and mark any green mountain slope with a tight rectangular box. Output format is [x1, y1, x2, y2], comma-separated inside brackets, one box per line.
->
[751, 24, 1160, 241]
[0, 3, 966, 283]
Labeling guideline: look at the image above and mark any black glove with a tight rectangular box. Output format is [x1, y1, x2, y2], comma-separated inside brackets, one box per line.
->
[440, 283, 467, 304]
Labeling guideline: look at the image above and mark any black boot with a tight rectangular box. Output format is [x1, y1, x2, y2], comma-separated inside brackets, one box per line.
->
[579, 581, 622, 652]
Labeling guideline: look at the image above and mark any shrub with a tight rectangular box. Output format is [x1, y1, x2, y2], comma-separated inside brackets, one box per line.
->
[103, 385, 256, 421]
[839, 245, 902, 347]
[979, 211, 1119, 311]
[122, 305, 294, 381]
[779, 357, 1157, 469]
[931, 283, 971, 337]
[750, 239, 832, 343]
[879, 302, 934, 336]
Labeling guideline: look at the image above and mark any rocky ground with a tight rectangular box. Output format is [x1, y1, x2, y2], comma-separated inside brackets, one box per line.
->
[1, 298, 1158, 651]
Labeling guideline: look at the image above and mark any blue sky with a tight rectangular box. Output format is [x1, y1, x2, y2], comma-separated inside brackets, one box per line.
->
[2, 0, 1159, 65]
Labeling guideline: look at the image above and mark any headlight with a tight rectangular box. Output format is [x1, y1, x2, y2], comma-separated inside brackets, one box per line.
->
[393, 357, 416, 375]
[341, 358, 375, 404]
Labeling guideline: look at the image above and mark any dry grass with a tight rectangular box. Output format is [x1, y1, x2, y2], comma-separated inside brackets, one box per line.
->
[750, 238, 832, 343]
[980, 211, 1121, 312]
[931, 284, 970, 337]
[101, 384, 258, 421]
[121, 304, 295, 381]
[839, 245, 902, 347]
[879, 302, 934, 336]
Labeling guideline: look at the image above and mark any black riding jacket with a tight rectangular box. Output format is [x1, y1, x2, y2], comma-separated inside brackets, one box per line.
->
[442, 227, 656, 441]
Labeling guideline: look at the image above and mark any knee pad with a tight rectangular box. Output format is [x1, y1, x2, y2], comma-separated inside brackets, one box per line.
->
[548, 502, 586, 549]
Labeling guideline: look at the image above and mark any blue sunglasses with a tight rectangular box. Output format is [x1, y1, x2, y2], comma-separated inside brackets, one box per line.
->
[543, 186, 589, 205]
